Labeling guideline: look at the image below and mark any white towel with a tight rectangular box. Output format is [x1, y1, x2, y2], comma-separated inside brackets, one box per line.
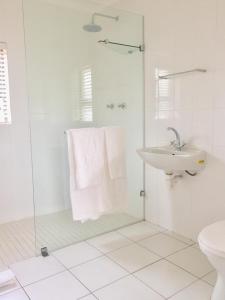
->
[0, 270, 15, 288]
[104, 127, 126, 179]
[67, 127, 128, 222]
[67, 128, 105, 190]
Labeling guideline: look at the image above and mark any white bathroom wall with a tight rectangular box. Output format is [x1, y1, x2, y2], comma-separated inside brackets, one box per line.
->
[0, 0, 34, 224]
[115, 0, 225, 240]
[91, 8, 144, 218]
[23, 0, 94, 215]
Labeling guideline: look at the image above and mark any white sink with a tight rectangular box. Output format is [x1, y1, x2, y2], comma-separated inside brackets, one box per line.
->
[137, 146, 206, 173]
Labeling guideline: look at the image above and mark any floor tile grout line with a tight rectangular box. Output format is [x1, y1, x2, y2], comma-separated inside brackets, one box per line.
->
[164, 251, 214, 279]
[132, 265, 204, 300]
[199, 269, 216, 287]
[85, 235, 133, 255]
[162, 231, 196, 246]
[51, 248, 128, 300]
[127, 237, 213, 300]
[132, 272, 167, 299]
[62, 233, 167, 298]
[49, 254, 93, 296]
[116, 223, 196, 246]
[77, 273, 130, 295]
[134, 240, 192, 260]
[53, 251, 135, 300]
[21, 287, 32, 300]
[10, 243, 129, 292]
[81, 219, 143, 248]
[166, 277, 212, 299]
[164, 256, 213, 280]
[105, 251, 163, 275]
[113, 225, 197, 259]
[22, 269, 67, 288]
[52, 251, 104, 270]
[118, 231, 162, 244]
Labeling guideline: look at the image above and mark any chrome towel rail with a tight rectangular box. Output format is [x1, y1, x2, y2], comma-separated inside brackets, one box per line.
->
[158, 68, 207, 80]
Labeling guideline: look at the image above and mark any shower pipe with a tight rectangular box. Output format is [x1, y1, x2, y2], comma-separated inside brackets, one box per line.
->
[92, 13, 119, 23]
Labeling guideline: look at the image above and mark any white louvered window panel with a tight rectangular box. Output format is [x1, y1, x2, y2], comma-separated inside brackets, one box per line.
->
[0, 43, 11, 124]
[80, 66, 93, 122]
[155, 68, 172, 117]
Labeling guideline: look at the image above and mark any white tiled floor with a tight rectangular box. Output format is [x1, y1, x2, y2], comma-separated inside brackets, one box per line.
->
[71, 256, 128, 291]
[139, 233, 188, 257]
[24, 271, 89, 300]
[169, 280, 213, 300]
[202, 270, 217, 286]
[10, 256, 65, 286]
[87, 231, 132, 253]
[52, 242, 102, 269]
[107, 243, 160, 272]
[0, 221, 215, 300]
[167, 246, 214, 277]
[135, 260, 196, 298]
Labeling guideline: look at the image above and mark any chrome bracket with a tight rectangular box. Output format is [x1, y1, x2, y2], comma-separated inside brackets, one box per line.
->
[41, 247, 49, 257]
[140, 44, 145, 52]
[140, 190, 145, 197]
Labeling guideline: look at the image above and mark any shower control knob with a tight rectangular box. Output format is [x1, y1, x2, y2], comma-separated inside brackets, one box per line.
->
[118, 103, 127, 109]
[106, 104, 114, 109]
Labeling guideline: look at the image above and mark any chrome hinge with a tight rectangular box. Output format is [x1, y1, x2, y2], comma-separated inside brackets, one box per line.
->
[140, 190, 145, 197]
[140, 44, 145, 52]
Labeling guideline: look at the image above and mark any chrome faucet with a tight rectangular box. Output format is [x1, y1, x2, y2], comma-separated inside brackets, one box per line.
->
[167, 127, 185, 151]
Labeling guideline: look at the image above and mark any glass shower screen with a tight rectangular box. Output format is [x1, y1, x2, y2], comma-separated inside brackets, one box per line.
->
[23, 0, 145, 254]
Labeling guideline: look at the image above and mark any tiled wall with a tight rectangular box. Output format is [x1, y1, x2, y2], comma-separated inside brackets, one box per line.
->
[0, 0, 34, 224]
[116, 0, 225, 240]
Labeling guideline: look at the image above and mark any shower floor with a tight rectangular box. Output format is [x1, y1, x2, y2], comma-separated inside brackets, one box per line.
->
[0, 211, 140, 268]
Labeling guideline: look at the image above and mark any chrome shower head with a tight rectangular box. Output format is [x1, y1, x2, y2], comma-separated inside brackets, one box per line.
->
[83, 22, 102, 32]
[83, 13, 119, 33]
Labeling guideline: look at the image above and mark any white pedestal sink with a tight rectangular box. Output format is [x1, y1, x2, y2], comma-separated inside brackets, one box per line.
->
[137, 145, 206, 173]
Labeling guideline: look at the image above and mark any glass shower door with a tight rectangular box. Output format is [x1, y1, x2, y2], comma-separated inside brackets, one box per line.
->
[23, 0, 145, 254]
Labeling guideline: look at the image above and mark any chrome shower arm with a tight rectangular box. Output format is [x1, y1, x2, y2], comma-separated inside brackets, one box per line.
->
[92, 13, 119, 23]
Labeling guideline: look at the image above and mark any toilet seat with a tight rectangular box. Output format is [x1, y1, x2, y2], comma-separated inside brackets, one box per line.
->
[198, 220, 225, 258]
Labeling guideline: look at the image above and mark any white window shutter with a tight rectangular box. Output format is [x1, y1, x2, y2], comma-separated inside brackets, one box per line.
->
[0, 43, 11, 124]
[80, 66, 93, 122]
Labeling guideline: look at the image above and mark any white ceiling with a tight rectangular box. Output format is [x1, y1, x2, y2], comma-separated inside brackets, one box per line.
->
[90, 0, 119, 5]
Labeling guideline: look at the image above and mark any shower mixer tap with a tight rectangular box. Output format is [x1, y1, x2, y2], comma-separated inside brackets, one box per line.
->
[106, 104, 114, 109]
[118, 103, 127, 109]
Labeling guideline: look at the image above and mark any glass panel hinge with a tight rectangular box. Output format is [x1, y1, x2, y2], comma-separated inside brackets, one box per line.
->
[41, 247, 49, 257]
[140, 190, 145, 197]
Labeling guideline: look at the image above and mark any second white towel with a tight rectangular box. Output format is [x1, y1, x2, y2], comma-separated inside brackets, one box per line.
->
[104, 127, 126, 180]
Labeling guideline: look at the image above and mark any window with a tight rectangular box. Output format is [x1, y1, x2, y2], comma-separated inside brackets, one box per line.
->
[80, 66, 93, 122]
[155, 68, 173, 119]
[0, 43, 11, 124]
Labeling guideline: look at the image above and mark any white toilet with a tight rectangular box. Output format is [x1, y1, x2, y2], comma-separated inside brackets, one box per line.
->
[198, 220, 225, 300]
